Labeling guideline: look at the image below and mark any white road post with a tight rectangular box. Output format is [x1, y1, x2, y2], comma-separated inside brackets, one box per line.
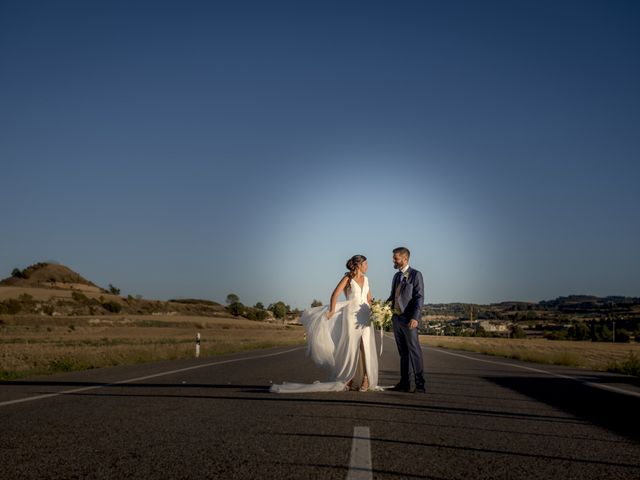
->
[195, 332, 201, 358]
[612, 321, 615, 343]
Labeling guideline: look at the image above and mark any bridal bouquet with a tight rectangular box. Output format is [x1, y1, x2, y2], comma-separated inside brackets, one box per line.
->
[370, 299, 392, 331]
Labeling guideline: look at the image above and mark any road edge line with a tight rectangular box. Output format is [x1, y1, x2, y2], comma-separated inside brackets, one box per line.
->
[0, 346, 305, 408]
[382, 333, 640, 398]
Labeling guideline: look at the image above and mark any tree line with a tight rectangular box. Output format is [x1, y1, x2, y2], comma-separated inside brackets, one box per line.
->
[224, 293, 303, 321]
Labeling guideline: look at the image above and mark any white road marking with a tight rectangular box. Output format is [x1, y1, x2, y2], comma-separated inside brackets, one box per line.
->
[429, 343, 640, 399]
[0, 346, 305, 408]
[382, 333, 640, 398]
[347, 426, 372, 480]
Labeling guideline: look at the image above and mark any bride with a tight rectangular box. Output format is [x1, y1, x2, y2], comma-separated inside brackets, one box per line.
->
[270, 254, 379, 393]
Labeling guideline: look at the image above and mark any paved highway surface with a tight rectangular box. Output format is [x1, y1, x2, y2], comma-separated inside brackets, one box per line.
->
[1, 335, 639, 479]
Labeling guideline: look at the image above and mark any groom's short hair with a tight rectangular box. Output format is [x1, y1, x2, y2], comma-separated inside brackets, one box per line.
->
[393, 247, 410, 258]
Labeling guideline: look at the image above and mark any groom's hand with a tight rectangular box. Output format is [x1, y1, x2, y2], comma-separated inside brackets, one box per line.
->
[408, 319, 419, 330]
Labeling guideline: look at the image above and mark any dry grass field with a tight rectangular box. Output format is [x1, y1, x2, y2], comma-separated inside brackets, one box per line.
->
[421, 335, 640, 375]
[3, 311, 639, 381]
[0, 314, 305, 380]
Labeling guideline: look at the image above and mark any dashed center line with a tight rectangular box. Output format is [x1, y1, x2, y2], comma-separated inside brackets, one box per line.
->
[347, 426, 372, 480]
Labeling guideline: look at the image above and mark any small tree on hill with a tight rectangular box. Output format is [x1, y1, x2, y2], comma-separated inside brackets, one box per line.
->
[228, 301, 245, 317]
[108, 284, 120, 295]
[11, 268, 25, 279]
[268, 301, 287, 320]
[311, 299, 323, 307]
[226, 293, 239, 305]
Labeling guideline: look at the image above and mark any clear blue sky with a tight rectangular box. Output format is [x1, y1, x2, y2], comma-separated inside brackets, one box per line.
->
[1, 1, 639, 308]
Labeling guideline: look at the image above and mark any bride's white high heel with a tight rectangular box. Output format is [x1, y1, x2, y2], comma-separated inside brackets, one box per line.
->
[359, 376, 369, 392]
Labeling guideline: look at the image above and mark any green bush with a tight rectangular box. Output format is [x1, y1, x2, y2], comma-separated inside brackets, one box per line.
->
[72, 291, 90, 304]
[50, 358, 77, 372]
[11, 268, 25, 278]
[268, 301, 287, 320]
[227, 301, 245, 317]
[102, 301, 122, 313]
[0, 299, 22, 314]
[244, 307, 269, 321]
[568, 321, 590, 341]
[607, 352, 640, 376]
[614, 329, 632, 343]
[544, 330, 568, 341]
[169, 298, 220, 306]
[510, 325, 527, 339]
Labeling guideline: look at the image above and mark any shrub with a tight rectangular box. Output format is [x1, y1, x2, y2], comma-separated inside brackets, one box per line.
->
[510, 325, 527, 339]
[268, 301, 287, 320]
[102, 301, 122, 313]
[568, 321, 590, 341]
[614, 329, 632, 343]
[169, 298, 219, 306]
[227, 301, 245, 317]
[607, 352, 640, 376]
[544, 330, 568, 341]
[50, 358, 77, 372]
[244, 307, 269, 321]
[11, 268, 25, 278]
[108, 284, 121, 295]
[0, 299, 22, 314]
[72, 291, 90, 304]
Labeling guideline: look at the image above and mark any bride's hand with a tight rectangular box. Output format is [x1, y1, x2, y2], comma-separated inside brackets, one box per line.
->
[326, 310, 335, 320]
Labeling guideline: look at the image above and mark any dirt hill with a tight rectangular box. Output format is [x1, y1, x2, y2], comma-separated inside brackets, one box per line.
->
[0, 262, 233, 318]
[0, 263, 104, 292]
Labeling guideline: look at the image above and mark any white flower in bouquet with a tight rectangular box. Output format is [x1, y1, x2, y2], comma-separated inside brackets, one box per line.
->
[370, 299, 392, 330]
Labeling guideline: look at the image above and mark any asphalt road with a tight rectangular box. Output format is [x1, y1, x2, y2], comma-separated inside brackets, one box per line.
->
[1, 335, 639, 479]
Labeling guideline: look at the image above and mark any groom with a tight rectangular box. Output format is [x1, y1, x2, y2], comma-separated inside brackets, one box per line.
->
[388, 247, 426, 393]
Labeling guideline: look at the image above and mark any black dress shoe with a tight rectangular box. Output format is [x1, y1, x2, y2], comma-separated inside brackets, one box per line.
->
[414, 385, 426, 394]
[390, 383, 411, 392]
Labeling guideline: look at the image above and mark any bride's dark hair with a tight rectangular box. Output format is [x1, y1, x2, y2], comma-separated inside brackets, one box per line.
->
[345, 255, 367, 280]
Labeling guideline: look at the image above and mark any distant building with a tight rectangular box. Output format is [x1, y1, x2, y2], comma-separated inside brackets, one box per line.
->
[478, 320, 509, 333]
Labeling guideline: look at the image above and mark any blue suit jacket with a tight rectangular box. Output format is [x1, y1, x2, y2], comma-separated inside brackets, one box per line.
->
[388, 267, 425, 323]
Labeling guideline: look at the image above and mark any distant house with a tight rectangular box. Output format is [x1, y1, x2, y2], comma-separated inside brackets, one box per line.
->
[478, 320, 509, 333]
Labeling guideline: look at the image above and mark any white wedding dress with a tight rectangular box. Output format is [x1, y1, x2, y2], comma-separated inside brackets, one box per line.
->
[270, 276, 379, 393]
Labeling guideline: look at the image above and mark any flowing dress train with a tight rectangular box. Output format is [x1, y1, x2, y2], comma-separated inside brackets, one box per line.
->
[270, 276, 379, 393]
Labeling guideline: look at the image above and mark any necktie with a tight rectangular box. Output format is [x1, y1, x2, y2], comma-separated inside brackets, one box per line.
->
[394, 272, 403, 314]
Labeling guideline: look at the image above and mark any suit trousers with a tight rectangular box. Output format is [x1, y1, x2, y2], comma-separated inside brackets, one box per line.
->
[392, 314, 425, 388]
